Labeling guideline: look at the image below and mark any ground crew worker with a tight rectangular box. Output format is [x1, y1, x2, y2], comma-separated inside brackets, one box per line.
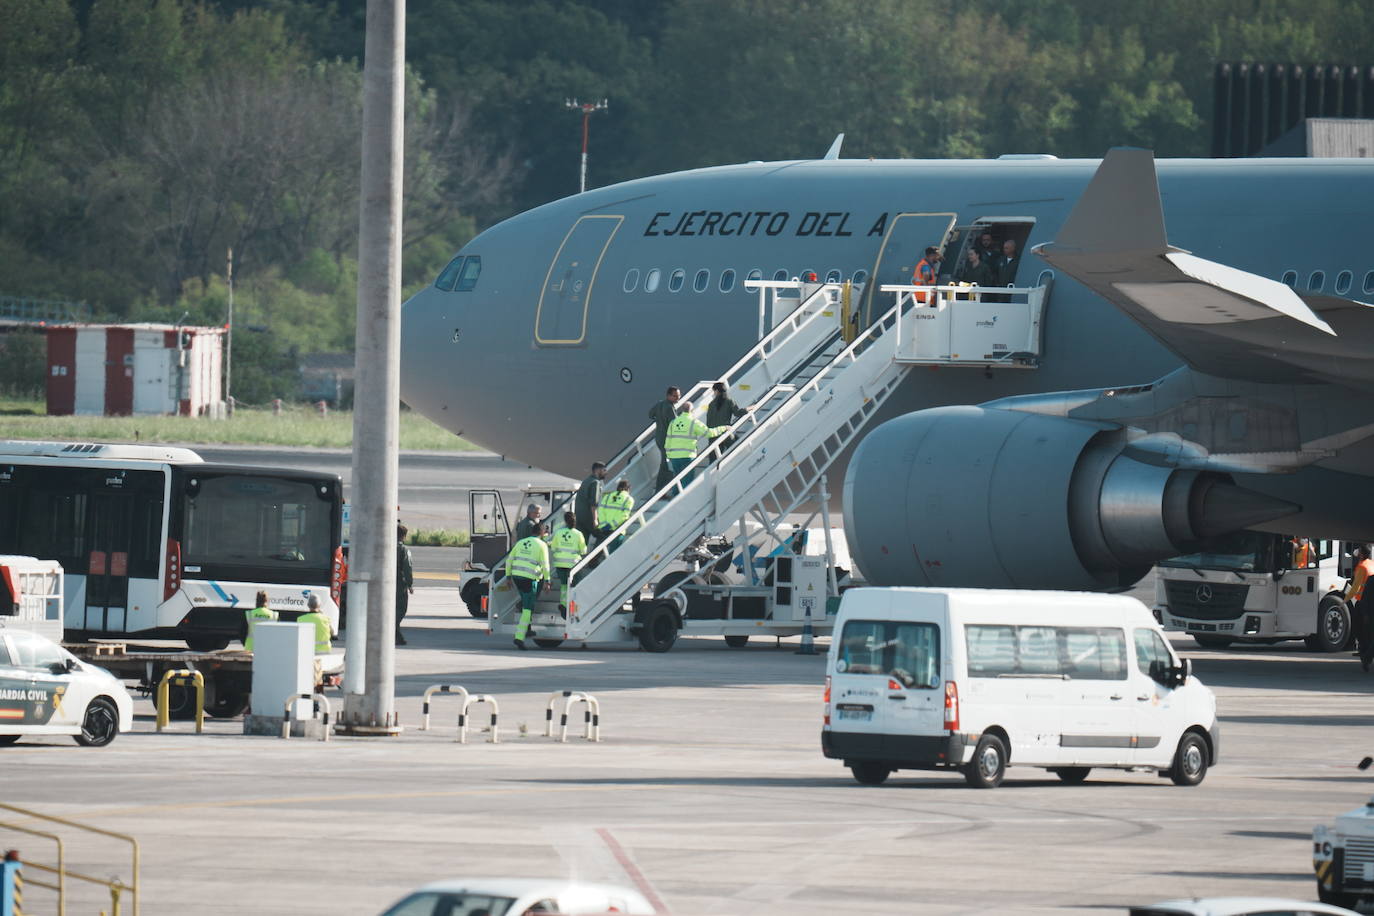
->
[243, 589, 276, 652]
[1290, 536, 1313, 569]
[648, 386, 681, 489]
[396, 524, 414, 645]
[297, 594, 334, 654]
[1346, 544, 1374, 670]
[507, 520, 551, 650]
[597, 478, 635, 552]
[550, 511, 587, 613]
[912, 246, 941, 303]
[514, 504, 544, 542]
[574, 462, 608, 544]
[664, 401, 728, 488]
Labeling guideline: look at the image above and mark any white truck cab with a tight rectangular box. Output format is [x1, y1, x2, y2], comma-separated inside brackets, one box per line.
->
[823, 587, 1219, 788]
[1154, 533, 1352, 652]
[1314, 795, 1374, 908]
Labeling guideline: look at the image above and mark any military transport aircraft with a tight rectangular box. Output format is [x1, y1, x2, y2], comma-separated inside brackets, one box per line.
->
[400, 145, 1374, 593]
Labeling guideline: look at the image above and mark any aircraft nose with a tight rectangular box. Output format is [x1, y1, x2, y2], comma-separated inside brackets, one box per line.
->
[399, 286, 459, 425]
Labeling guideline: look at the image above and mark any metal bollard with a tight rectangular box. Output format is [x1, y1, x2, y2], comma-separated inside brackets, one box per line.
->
[281, 692, 332, 741]
[558, 692, 601, 743]
[421, 684, 469, 731]
[458, 695, 499, 744]
[155, 669, 204, 733]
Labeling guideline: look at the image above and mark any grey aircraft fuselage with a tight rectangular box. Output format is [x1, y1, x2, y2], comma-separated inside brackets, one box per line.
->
[399, 156, 1374, 533]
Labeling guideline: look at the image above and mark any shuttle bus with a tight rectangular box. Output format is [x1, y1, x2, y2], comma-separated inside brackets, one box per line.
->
[0, 441, 344, 650]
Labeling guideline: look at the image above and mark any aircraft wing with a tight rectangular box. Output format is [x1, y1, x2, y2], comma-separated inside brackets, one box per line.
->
[1035, 148, 1374, 391]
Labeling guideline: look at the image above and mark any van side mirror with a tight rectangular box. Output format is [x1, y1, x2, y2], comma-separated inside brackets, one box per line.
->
[1149, 658, 1190, 688]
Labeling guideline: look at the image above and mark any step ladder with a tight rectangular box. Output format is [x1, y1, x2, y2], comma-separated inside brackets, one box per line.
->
[488, 280, 1050, 647]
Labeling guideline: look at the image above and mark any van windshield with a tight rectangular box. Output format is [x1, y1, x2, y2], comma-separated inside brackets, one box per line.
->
[836, 620, 940, 688]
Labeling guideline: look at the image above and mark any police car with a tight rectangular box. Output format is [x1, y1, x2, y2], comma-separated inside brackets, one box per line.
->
[0, 625, 134, 747]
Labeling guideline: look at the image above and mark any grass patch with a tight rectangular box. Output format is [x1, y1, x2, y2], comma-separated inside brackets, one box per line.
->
[406, 528, 470, 547]
[0, 398, 477, 451]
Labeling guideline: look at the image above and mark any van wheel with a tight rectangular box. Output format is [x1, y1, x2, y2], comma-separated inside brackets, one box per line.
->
[964, 734, 1007, 788]
[1307, 595, 1352, 653]
[1168, 731, 1208, 786]
[637, 601, 679, 653]
[1051, 767, 1091, 784]
[1192, 634, 1232, 650]
[849, 762, 891, 785]
[724, 635, 749, 648]
[75, 697, 120, 747]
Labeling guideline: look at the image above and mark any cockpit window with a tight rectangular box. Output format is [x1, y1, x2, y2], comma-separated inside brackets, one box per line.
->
[435, 256, 464, 291]
[456, 256, 482, 291]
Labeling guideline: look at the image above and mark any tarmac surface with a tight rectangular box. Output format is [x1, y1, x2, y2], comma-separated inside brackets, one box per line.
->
[5, 588, 1374, 916]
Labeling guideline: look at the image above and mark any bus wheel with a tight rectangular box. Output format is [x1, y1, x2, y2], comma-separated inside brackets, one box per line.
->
[1307, 595, 1352, 653]
[186, 634, 230, 653]
[1192, 634, 1233, 650]
[205, 676, 249, 718]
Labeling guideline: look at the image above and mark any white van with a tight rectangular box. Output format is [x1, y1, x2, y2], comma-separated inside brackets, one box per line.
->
[822, 588, 1219, 788]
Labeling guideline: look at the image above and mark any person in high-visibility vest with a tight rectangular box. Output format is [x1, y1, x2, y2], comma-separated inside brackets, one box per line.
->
[550, 511, 587, 614]
[1346, 544, 1374, 670]
[597, 478, 636, 552]
[664, 402, 728, 488]
[506, 521, 551, 649]
[243, 589, 277, 652]
[297, 594, 335, 654]
[1290, 536, 1313, 569]
[912, 246, 941, 304]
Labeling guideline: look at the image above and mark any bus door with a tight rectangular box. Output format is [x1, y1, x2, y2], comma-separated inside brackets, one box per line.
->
[85, 489, 134, 632]
[534, 215, 622, 347]
[861, 212, 956, 327]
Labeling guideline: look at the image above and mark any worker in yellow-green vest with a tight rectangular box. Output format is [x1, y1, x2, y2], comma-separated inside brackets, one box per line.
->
[243, 589, 277, 652]
[664, 401, 729, 488]
[597, 478, 635, 553]
[550, 511, 587, 614]
[297, 593, 335, 654]
[506, 520, 551, 650]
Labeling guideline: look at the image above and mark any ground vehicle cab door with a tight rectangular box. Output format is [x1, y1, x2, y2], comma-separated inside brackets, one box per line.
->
[1131, 627, 1187, 766]
[468, 489, 511, 570]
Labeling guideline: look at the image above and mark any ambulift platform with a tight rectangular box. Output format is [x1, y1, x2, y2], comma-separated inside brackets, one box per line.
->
[482, 279, 1049, 650]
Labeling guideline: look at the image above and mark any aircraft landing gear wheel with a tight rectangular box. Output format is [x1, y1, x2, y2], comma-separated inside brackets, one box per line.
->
[533, 638, 564, 649]
[724, 635, 749, 648]
[1051, 767, 1091, 784]
[1192, 634, 1233, 650]
[75, 697, 120, 747]
[964, 734, 1007, 788]
[849, 762, 891, 785]
[637, 601, 679, 653]
[1169, 731, 1209, 786]
[1307, 595, 1352, 653]
[461, 578, 489, 618]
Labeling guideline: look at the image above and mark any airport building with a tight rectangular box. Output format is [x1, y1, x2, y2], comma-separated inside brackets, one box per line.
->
[44, 322, 225, 417]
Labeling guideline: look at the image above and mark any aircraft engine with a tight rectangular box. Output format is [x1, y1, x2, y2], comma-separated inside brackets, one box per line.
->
[842, 406, 1299, 591]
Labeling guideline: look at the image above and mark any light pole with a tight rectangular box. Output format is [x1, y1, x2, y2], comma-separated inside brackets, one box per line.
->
[225, 247, 233, 416]
[564, 98, 607, 193]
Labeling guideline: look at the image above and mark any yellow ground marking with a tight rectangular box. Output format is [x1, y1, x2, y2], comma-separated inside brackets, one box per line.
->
[415, 572, 461, 581]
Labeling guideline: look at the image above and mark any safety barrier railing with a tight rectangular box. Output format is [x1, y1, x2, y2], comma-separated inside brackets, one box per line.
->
[280, 693, 332, 741]
[420, 684, 469, 731]
[881, 282, 1047, 367]
[458, 695, 499, 744]
[154, 670, 204, 733]
[543, 691, 601, 743]
[0, 802, 140, 916]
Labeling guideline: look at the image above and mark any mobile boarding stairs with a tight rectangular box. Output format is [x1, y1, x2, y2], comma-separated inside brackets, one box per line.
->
[485, 277, 1050, 650]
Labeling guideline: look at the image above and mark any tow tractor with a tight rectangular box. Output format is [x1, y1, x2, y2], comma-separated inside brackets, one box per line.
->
[1153, 532, 1356, 652]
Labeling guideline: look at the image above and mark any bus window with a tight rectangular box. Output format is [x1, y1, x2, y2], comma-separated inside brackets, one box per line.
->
[182, 475, 335, 577]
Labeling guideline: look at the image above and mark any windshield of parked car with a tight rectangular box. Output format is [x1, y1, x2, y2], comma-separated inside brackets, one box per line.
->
[378, 893, 517, 916]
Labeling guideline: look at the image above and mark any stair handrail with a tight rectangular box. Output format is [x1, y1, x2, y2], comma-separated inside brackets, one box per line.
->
[566, 286, 919, 630]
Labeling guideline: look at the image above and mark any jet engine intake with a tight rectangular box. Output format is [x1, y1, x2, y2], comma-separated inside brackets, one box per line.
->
[843, 406, 1299, 591]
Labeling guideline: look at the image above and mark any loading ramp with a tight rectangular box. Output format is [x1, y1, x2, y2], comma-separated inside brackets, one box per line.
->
[483, 279, 1049, 649]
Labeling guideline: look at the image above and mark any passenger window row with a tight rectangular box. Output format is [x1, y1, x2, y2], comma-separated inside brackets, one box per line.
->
[1280, 268, 1374, 296]
[622, 267, 870, 295]
[966, 624, 1132, 681]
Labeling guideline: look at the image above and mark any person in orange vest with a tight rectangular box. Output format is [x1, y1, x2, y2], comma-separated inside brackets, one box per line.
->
[912, 246, 941, 303]
[1345, 544, 1374, 670]
[1290, 536, 1312, 569]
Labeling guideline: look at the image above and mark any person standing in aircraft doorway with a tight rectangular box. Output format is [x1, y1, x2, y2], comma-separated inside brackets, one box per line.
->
[649, 386, 681, 489]
[912, 246, 941, 304]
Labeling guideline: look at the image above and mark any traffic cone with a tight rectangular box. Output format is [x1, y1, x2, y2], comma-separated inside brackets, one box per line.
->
[795, 604, 817, 655]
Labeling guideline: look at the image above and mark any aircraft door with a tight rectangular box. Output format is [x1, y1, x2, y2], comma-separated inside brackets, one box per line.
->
[469, 489, 511, 569]
[85, 490, 133, 632]
[535, 214, 623, 347]
[862, 212, 956, 327]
